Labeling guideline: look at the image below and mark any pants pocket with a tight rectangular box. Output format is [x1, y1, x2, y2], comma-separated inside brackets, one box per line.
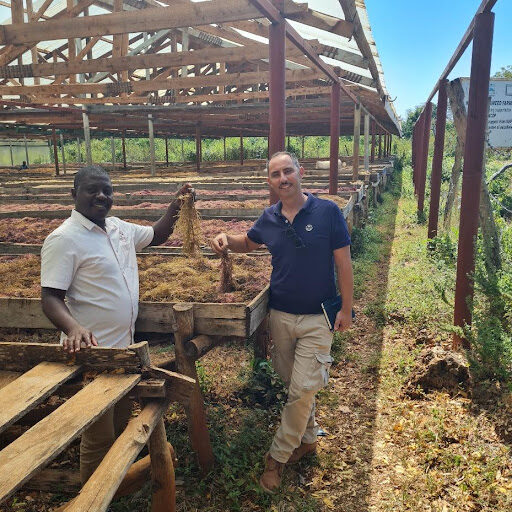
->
[303, 353, 333, 391]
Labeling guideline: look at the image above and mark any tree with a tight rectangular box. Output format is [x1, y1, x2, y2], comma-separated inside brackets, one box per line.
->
[401, 104, 438, 139]
[493, 65, 512, 79]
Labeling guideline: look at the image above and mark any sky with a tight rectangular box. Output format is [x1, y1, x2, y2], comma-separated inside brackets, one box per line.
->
[350, 0, 512, 120]
[0, 0, 510, 121]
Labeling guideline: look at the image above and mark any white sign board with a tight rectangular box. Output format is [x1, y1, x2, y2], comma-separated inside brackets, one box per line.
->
[460, 78, 512, 149]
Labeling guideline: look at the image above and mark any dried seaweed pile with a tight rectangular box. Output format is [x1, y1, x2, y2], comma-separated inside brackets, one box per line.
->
[0, 254, 271, 303]
[173, 193, 203, 257]
[0, 255, 41, 297]
[0, 218, 253, 245]
[138, 255, 269, 303]
[318, 194, 349, 209]
[0, 218, 64, 243]
[0, 203, 71, 213]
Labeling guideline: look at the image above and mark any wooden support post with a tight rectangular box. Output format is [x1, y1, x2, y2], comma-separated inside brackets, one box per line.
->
[122, 131, 127, 171]
[165, 137, 169, 165]
[181, 28, 189, 78]
[82, 108, 92, 166]
[352, 103, 361, 180]
[418, 103, 433, 214]
[181, 139, 184, 162]
[172, 304, 214, 473]
[195, 124, 201, 171]
[52, 128, 59, 176]
[23, 135, 29, 167]
[76, 138, 81, 165]
[148, 114, 156, 177]
[428, 79, 448, 240]
[8, 141, 13, 167]
[223, 136, 226, 161]
[370, 121, 375, 163]
[111, 136, 116, 172]
[148, 418, 175, 512]
[329, 82, 340, 195]
[378, 133, 382, 159]
[240, 133, 244, 165]
[301, 135, 305, 158]
[268, 0, 286, 204]
[363, 112, 370, 172]
[453, 11, 494, 349]
[59, 133, 67, 175]
[287, 134, 290, 152]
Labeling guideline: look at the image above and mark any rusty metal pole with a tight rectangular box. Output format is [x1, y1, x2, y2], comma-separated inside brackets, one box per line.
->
[122, 130, 127, 171]
[329, 82, 340, 195]
[195, 124, 201, 171]
[268, 0, 286, 204]
[453, 11, 494, 349]
[417, 103, 433, 214]
[51, 127, 59, 176]
[240, 132, 244, 165]
[352, 103, 361, 180]
[412, 122, 417, 190]
[370, 120, 376, 163]
[427, 79, 448, 240]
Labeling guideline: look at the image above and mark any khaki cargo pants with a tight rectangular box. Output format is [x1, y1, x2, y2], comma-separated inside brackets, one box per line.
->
[268, 308, 333, 463]
[80, 395, 133, 485]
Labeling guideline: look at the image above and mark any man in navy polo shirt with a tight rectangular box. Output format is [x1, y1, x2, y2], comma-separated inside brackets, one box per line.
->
[211, 151, 353, 493]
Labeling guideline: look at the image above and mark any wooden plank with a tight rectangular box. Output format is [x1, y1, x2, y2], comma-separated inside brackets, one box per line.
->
[148, 418, 176, 512]
[0, 0, 307, 45]
[0, 373, 140, 503]
[247, 287, 269, 337]
[64, 399, 168, 512]
[0, 298, 251, 335]
[0, 342, 142, 372]
[0, 68, 322, 96]
[0, 370, 21, 389]
[0, 361, 81, 435]
[24, 468, 81, 494]
[0, 43, 270, 79]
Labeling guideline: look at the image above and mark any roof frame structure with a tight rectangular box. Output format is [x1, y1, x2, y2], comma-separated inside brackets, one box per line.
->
[0, 0, 400, 139]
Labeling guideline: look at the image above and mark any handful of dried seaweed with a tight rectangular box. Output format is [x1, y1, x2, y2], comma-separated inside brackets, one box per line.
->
[218, 251, 235, 293]
[174, 193, 203, 257]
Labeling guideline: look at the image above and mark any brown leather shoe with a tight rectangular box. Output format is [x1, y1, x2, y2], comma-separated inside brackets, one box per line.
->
[259, 453, 284, 493]
[287, 441, 317, 464]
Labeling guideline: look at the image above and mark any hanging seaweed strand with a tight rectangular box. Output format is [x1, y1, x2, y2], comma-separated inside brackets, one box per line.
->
[174, 193, 203, 257]
[218, 251, 235, 293]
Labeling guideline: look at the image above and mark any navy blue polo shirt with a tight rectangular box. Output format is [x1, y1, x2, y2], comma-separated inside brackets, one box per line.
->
[247, 193, 351, 314]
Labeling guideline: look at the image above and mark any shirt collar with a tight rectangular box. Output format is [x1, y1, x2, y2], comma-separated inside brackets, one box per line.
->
[70, 209, 114, 232]
[273, 192, 315, 217]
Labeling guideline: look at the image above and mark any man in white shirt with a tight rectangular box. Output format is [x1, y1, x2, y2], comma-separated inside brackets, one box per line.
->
[41, 165, 192, 483]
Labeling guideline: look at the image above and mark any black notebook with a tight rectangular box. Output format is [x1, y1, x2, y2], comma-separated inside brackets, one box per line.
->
[321, 296, 355, 331]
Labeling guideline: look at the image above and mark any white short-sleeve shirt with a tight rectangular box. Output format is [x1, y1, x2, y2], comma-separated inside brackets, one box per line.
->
[41, 210, 154, 348]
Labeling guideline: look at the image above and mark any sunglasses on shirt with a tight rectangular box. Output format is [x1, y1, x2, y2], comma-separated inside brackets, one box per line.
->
[285, 224, 306, 248]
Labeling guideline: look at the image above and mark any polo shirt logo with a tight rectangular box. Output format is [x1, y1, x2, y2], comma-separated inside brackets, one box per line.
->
[305, 224, 313, 232]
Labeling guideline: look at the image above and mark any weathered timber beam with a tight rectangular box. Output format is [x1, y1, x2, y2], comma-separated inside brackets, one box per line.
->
[0, 0, 307, 45]
[0, 68, 323, 96]
[0, 341, 147, 372]
[0, 0, 98, 67]
[0, 44, 269, 79]
[284, 0, 354, 39]
[27, 85, 331, 105]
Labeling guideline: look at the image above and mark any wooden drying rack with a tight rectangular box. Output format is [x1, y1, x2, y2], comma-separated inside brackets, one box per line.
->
[0, 334, 195, 511]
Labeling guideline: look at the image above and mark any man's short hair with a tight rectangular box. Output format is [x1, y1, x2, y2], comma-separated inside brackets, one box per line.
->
[73, 165, 111, 190]
[266, 151, 300, 174]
